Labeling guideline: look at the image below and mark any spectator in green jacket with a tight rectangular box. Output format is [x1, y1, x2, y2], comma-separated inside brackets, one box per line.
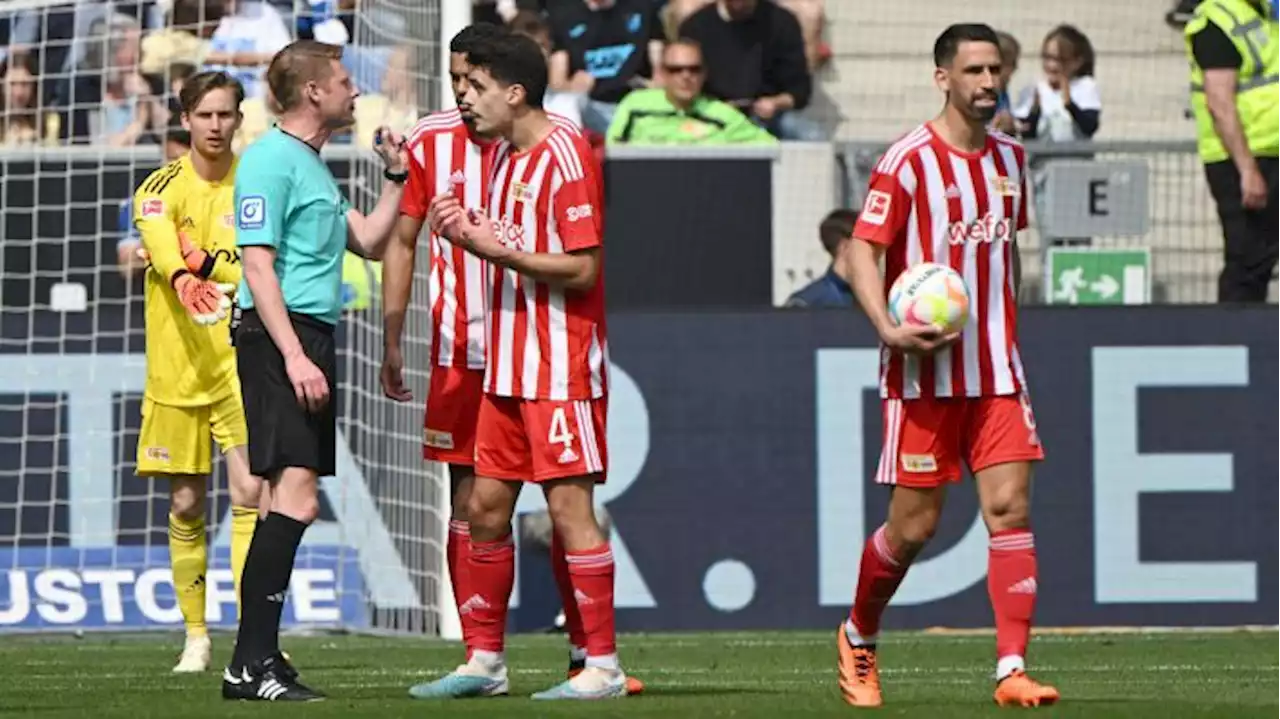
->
[606, 39, 777, 146]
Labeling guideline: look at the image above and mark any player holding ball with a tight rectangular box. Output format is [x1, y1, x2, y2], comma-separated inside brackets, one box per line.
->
[838, 23, 1059, 709]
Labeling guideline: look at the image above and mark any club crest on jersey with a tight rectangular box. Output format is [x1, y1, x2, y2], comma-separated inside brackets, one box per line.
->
[140, 199, 164, 218]
[990, 176, 1021, 197]
[862, 190, 891, 226]
[512, 182, 536, 202]
[238, 195, 266, 230]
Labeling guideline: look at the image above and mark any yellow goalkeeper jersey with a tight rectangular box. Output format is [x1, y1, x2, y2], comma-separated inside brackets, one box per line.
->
[134, 154, 242, 407]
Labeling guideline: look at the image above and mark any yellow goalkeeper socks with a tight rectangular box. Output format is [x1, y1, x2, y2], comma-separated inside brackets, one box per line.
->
[229, 505, 258, 620]
[168, 513, 207, 637]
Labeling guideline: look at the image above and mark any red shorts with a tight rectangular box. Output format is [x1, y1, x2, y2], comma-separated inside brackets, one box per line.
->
[422, 366, 485, 465]
[474, 394, 608, 482]
[875, 393, 1045, 488]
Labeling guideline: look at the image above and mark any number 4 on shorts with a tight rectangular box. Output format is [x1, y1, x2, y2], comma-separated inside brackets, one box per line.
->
[549, 406, 579, 465]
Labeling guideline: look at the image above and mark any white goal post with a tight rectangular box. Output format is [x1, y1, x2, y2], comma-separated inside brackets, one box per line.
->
[0, 0, 470, 639]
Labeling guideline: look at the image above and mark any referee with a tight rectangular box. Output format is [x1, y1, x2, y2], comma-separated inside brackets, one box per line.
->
[222, 40, 408, 702]
[1185, 0, 1279, 302]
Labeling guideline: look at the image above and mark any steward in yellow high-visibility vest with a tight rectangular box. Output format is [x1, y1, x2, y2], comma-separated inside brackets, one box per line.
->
[1185, 0, 1279, 302]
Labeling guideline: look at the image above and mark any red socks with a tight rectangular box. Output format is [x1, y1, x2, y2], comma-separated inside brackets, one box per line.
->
[463, 532, 615, 664]
[447, 519, 475, 653]
[849, 525, 910, 641]
[565, 543, 617, 665]
[846, 524, 1038, 668]
[988, 529, 1037, 662]
[465, 533, 515, 654]
[550, 531, 588, 651]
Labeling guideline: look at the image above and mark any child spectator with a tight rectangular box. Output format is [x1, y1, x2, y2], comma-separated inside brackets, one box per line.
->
[1013, 25, 1100, 142]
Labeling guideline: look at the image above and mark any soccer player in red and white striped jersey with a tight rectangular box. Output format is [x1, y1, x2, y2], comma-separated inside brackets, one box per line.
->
[836, 24, 1060, 710]
[383, 24, 637, 702]
[417, 33, 625, 701]
[382, 23, 502, 683]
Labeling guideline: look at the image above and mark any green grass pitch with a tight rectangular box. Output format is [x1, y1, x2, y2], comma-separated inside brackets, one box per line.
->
[1, 630, 1275, 717]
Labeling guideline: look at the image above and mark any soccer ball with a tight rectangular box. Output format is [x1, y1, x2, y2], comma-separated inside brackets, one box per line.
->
[888, 263, 970, 335]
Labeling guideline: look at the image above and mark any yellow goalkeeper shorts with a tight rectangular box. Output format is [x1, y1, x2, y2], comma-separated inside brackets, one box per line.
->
[136, 389, 248, 477]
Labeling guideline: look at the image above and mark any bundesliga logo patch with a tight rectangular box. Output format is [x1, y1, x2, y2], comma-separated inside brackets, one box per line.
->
[238, 195, 265, 230]
[862, 190, 891, 225]
[140, 199, 164, 218]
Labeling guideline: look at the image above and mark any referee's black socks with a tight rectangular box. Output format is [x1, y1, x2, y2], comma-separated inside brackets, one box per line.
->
[231, 512, 309, 670]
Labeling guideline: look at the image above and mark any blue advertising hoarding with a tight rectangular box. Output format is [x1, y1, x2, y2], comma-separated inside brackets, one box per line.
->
[0, 306, 1276, 631]
[0, 546, 364, 630]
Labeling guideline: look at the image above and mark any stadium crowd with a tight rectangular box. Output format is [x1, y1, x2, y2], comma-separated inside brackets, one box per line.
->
[0, 0, 1274, 304]
[0, 0, 1106, 149]
[0, 0, 831, 146]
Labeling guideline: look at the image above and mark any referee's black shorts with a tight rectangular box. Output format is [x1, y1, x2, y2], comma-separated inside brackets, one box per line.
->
[234, 308, 337, 478]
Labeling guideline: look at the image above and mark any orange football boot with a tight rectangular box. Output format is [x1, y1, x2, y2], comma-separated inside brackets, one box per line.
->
[993, 669, 1060, 707]
[836, 625, 883, 707]
[567, 663, 645, 696]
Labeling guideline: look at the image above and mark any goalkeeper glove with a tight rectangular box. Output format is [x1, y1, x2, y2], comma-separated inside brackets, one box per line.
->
[173, 272, 235, 326]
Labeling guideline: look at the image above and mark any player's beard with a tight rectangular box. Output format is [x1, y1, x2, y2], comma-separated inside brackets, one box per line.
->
[966, 93, 998, 123]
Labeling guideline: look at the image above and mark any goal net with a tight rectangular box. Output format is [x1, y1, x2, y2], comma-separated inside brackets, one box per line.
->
[0, 0, 462, 638]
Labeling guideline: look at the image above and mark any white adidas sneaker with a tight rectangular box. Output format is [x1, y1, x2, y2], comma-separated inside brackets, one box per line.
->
[172, 634, 212, 673]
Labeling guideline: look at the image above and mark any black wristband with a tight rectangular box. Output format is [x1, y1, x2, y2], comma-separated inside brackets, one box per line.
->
[197, 253, 217, 279]
[384, 167, 409, 184]
[170, 268, 190, 288]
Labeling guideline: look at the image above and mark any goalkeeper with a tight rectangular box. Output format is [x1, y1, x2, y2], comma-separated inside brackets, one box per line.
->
[133, 71, 262, 674]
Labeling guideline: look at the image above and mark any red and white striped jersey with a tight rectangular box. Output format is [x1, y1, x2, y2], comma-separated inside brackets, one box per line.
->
[483, 124, 608, 401]
[853, 123, 1030, 400]
[401, 110, 584, 370]
[402, 108, 491, 369]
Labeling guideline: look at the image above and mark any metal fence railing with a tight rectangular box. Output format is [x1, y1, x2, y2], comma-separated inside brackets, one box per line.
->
[840, 140, 1241, 305]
